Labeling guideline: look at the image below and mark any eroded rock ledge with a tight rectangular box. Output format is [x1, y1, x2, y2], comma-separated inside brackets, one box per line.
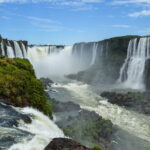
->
[44, 138, 92, 150]
[101, 91, 150, 114]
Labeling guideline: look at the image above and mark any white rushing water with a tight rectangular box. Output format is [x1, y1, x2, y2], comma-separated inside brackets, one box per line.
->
[118, 37, 150, 90]
[9, 107, 64, 150]
[51, 81, 150, 144]
[1, 40, 5, 56]
[90, 43, 98, 66]
[27, 45, 86, 78]
[21, 43, 27, 58]
[7, 46, 15, 58]
[14, 41, 23, 58]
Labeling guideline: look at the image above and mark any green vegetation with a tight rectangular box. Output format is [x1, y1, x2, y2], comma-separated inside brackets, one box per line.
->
[102, 35, 141, 42]
[0, 57, 52, 118]
[127, 92, 148, 104]
[92, 146, 104, 150]
[63, 119, 112, 148]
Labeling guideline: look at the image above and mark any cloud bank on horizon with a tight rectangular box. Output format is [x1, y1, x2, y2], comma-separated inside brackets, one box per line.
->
[0, 0, 150, 44]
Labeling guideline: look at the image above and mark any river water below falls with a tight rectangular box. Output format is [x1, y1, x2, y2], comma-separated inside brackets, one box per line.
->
[0, 103, 64, 150]
[49, 79, 150, 150]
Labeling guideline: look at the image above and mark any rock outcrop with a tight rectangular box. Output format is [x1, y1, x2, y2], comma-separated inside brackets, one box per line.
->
[40, 77, 54, 89]
[44, 138, 92, 150]
[45, 91, 112, 150]
[68, 36, 140, 85]
[101, 91, 150, 114]
[0, 34, 28, 58]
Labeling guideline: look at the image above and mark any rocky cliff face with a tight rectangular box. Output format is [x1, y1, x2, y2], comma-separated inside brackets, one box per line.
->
[68, 36, 140, 85]
[0, 34, 28, 58]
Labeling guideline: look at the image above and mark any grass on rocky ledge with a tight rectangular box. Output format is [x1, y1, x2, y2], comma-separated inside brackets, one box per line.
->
[0, 57, 52, 118]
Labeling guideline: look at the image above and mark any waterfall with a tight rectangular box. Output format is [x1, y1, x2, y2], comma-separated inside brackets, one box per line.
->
[27, 46, 77, 77]
[90, 43, 98, 66]
[14, 41, 23, 58]
[118, 37, 150, 90]
[21, 43, 27, 58]
[7, 46, 15, 58]
[50, 46, 62, 54]
[8, 107, 64, 150]
[1, 40, 5, 56]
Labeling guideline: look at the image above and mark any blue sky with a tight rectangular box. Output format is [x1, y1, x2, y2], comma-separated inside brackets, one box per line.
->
[0, 0, 150, 45]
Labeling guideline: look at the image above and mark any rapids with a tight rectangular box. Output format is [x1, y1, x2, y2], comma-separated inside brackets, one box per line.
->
[8, 107, 64, 150]
[1, 36, 150, 150]
[49, 81, 150, 150]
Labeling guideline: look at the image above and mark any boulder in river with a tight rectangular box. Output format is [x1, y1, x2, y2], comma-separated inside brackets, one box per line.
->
[44, 138, 92, 150]
[40, 77, 54, 89]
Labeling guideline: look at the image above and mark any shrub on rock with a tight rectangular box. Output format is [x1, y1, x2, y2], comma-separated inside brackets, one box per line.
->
[0, 57, 52, 118]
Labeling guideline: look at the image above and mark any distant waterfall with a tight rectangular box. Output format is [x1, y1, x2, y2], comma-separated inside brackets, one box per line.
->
[0, 39, 28, 58]
[28, 46, 75, 77]
[90, 43, 98, 66]
[0, 40, 5, 56]
[72, 42, 105, 69]
[14, 41, 24, 58]
[21, 43, 27, 58]
[7, 46, 15, 58]
[118, 37, 150, 90]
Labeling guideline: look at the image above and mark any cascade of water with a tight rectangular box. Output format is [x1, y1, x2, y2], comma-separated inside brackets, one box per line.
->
[14, 41, 23, 58]
[90, 43, 98, 66]
[21, 43, 27, 58]
[0, 40, 5, 56]
[50, 81, 150, 144]
[7, 46, 15, 58]
[50, 46, 62, 54]
[27, 46, 77, 77]
[9, 107, 64, 150]
[118, 37, 150, 90]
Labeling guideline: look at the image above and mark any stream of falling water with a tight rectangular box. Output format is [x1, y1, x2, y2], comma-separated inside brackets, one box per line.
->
[8, 107, 64, 150]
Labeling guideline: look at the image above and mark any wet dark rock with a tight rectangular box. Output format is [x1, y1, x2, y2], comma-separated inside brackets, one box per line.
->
[44, 138, 91, 150]
[40, 77, 54, 89]
[0, 102, 33, 150]
[101, 92, 135, 107]
[0, 102, 32, 127]
[101, 91, 150, 114]
[46, 92, 112, 150]
[53, 101, 80, 112]
[75, 109, 100, 121]
[62, 110, 112, 150]
[144, 59, 150, 90]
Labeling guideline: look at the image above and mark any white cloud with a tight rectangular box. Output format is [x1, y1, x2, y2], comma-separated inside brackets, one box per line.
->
[27, 16, 63, 32]
[82, 0, 103, 3]
[27, 16, 60, 24]
[1, 16, 10, 19]
[0, 0, 27, 3]
[72, 5, 97, 11]
[60, 1, 84, 6]
[0, 0, 103, 11]
[129, 10, 150, 17]
[112, 0, 150, 5]
[112, 24, 131, 28]
[0, 0, 103, 4]
[38, 25, 64, 32]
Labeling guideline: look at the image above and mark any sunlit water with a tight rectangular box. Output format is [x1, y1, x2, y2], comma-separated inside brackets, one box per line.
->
[8, 107, 64, 150]
[49, 80, 150, 150]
